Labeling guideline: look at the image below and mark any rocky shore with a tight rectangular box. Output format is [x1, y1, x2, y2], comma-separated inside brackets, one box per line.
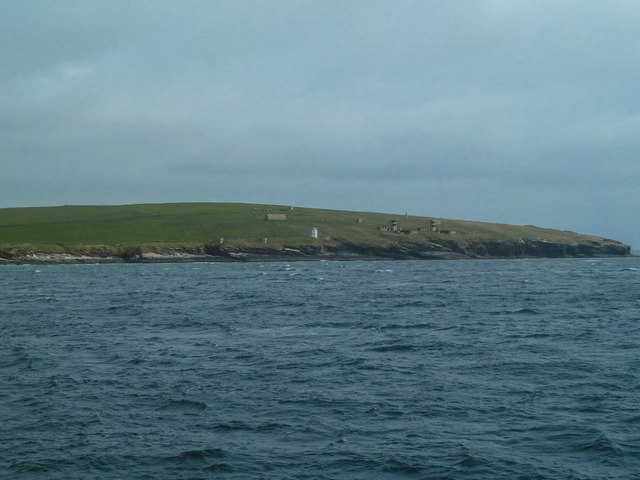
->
[0, 238, 631, 265]
[203, 238, 631, 262]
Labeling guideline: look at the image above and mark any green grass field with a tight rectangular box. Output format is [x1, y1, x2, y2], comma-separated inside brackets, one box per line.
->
[0, 202, 621, 256]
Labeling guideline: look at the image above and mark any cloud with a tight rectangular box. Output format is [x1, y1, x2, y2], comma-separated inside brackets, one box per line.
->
[1, 0, 639, 246]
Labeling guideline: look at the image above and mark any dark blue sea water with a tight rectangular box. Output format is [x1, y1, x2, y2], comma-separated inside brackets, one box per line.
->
[1, 258, 639, 479]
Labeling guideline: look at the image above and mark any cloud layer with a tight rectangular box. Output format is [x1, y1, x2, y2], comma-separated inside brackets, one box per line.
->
[2, 1, 639, 246]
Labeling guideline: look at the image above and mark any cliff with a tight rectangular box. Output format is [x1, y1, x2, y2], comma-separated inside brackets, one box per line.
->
[202, 237, 631, 263]
[0, 239, 630, 265]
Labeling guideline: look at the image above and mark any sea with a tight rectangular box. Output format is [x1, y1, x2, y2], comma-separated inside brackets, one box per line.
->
[1, 257, 639, 480]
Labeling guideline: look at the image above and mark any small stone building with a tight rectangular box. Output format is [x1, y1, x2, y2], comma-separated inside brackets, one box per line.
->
[379, 220, 400, 232]
[418, 219, 442, 232]
[265, 214, 287, 221]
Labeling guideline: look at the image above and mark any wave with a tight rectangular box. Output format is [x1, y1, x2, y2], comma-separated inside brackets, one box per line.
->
[0, 345, 36, 369]
[158, 398, 208, 411]
[164, 449, 237, 473]
[209, 421, 290, 434]
[369, 343, 420, 352]
[490, 307, 541, 315]
[528, 424, 623, 456]
[381, 457, 423, 474]
[379, 321, 434, 330]
[174, 448, 226, 462]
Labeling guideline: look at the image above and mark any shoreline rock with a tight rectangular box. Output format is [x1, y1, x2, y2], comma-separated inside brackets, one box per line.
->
[0, 239, 632, 265]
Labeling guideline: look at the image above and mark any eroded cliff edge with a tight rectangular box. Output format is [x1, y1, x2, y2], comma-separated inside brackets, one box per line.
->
[0, 237, 631, 264]
[202, 237, 631, 262]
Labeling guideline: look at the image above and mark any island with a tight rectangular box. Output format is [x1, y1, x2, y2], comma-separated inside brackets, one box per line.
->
[0, 203, 631, 264]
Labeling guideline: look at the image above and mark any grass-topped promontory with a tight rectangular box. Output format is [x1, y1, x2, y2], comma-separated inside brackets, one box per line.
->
[0, 202, 630, 260]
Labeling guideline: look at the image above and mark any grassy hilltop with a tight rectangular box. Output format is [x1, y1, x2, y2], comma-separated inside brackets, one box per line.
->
[0, 203, 631, 262]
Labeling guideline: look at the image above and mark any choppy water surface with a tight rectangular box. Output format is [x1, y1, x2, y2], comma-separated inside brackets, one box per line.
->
[1, 258, 639, 479]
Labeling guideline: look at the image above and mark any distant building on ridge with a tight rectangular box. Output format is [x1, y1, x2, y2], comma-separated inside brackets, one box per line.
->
[265, 214, 287, 221]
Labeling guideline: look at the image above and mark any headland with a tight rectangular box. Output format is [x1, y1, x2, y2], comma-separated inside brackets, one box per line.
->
[0, 203, 631, 264]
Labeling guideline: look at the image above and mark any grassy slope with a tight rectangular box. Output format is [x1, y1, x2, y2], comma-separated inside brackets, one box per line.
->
[0, 202, 623, 254]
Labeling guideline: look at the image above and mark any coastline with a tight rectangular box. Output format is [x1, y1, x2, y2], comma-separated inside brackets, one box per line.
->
[0, 239, 633, 265]
[0, 203, 632, 265]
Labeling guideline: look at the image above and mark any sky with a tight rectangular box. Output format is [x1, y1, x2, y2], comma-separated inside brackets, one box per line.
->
[2, 1, 639, 248]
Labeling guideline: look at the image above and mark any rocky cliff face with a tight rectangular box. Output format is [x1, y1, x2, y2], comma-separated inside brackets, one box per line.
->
[0, 238, 631, 264]
[464, 239, 630, 258]
[204, 238, 631, 262]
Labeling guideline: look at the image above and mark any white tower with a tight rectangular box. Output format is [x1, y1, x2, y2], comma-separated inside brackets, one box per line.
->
[310, 227, 318, 239]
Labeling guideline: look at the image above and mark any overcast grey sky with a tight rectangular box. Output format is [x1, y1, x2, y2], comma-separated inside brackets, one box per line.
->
[2, 0, 639, 247]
